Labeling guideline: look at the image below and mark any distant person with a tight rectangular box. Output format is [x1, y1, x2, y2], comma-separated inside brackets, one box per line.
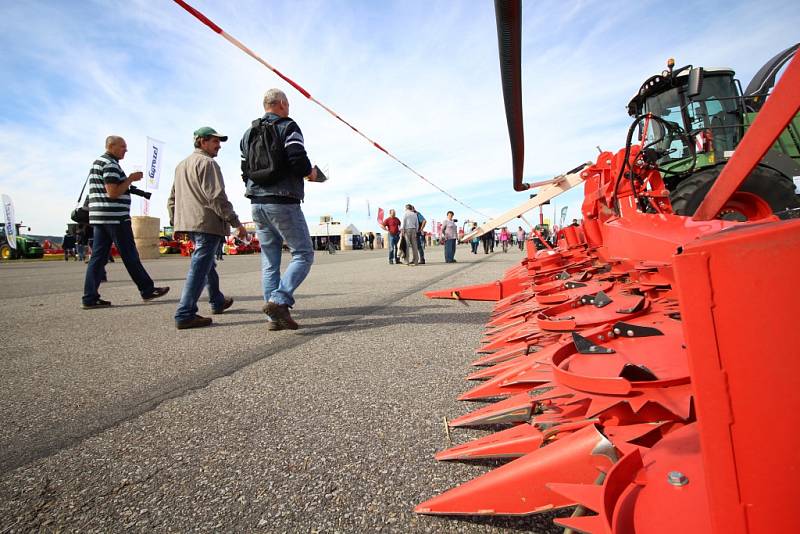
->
[570, 218, 580, 227]
[216, 240, 224, 261]
[75, 226, 86, 262]
[402, 204, 419, 265]
[481, 228, 493, 254]
[368, 232, 374, 250]
[517, 226, 526, 251]
[381, 208, 401, 265]
[62, 231, 76, 261]
[241, 88, 318, 330]
[470, 222, 480, 254]
[81, 135, 169, 309]
[414, 206, 427, 264]
[168, 126, 247, 330]
[442, 211, 458, 263]
[499, 227, 510, 252]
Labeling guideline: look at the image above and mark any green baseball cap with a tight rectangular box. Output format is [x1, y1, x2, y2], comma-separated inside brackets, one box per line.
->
[193, 126, 228, 141]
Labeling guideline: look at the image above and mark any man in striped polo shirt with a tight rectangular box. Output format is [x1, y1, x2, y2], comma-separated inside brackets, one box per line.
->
[81, 136, 169, 309]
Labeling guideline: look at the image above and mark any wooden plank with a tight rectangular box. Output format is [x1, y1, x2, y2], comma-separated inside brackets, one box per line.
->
[460, 163, 590, 242]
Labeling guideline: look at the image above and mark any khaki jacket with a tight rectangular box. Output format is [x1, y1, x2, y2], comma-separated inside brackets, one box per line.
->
[168, 149, 241, 236]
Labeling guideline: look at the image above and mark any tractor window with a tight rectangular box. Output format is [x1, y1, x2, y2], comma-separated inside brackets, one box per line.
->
[686, 75, 741, 152]
[642, 87, 687, 159]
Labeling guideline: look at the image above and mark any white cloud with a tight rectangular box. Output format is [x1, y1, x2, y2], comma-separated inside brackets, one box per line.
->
[0, 0, 798, 236]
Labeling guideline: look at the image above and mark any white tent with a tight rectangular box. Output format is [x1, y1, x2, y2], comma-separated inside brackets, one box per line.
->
[309, 221, 343, 237]
[308, 222, 360, 236]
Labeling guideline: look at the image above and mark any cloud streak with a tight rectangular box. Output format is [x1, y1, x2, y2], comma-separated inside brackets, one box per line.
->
[0, 0, 798, 234]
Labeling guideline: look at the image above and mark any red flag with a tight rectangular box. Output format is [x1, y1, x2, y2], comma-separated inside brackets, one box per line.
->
[377, 207, 385, 224]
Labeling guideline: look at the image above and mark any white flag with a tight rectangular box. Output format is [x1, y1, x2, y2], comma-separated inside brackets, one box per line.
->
[145, 137, 165, 190]
[2, 194, 16, 249]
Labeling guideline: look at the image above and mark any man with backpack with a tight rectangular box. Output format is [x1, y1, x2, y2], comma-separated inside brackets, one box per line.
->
[240, 88, 318, 331]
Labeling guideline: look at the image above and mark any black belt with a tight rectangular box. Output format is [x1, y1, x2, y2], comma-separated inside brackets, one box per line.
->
[250, 195, 300, 205]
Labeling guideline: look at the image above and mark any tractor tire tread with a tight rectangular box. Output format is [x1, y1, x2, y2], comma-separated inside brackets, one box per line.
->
[669, 165, 800, 217]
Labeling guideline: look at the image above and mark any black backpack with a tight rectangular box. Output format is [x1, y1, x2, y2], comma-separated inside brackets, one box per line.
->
[242, 117, 287, 186]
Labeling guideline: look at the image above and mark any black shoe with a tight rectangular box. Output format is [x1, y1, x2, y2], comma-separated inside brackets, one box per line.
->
[82, 299, 111, 310]
[419, 260, 426, 264]
[176, 315, 213, 330]
[263, 301, 299, 330]
[142, 287, 170, 301]
[212, 297, 234, 314]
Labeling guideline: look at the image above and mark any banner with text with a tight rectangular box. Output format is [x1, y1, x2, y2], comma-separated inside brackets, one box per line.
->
[2, 194, 17, 249]
[145, 137, 165, 190]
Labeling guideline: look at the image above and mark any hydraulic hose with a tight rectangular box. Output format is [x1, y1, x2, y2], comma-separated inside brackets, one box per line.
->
[494, 0, 527, 191]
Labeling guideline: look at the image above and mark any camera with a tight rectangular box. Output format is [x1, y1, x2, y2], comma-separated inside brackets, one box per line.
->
[129, 185, 151, 199]
[453, 219, 458, 223]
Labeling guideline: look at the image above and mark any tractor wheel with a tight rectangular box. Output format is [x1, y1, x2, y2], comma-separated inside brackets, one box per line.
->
[670, 165, 800, 221]
[0, 244, 13, 260]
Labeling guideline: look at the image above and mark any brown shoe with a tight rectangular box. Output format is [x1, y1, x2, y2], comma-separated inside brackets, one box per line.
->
[267, 320, 284, 331]
[176, 315, 213, 330]
[263, 301, 299, 330]
[143, 286, 170, 301]
[212, 296, 234, 315]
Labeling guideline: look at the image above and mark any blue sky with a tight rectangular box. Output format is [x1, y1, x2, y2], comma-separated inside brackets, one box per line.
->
[1, 0, 799, 235]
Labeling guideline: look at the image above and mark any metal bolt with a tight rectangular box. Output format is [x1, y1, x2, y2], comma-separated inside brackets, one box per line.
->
[627, 330, 635, 337]
[667, 471, 689, 486]
[599, 335, 605, 341]
[614, 328, 621, 335]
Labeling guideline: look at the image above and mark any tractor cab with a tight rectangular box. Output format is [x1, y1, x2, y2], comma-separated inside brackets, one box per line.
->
[624, 50, 800, 220]
[628, 64, 743, 182]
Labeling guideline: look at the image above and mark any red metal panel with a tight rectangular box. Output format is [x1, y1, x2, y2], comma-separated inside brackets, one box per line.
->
[674, 219, 800, 533]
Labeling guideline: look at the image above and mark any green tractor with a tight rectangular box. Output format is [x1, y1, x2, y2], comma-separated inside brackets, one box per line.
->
[0, 223, 45, 260]
[627, 43, 800, 220]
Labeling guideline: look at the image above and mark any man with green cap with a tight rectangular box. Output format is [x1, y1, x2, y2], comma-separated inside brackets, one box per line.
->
[168, 127, 247, 329]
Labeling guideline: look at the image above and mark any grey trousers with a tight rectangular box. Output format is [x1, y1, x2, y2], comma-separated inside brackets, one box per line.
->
[403, 228, 419, 264]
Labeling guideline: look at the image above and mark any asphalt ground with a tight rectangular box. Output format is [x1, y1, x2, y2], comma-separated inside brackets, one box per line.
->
[0, 245, 565, 533]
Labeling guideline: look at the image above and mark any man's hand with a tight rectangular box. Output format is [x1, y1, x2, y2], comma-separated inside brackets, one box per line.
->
[128, 171, 144, 182]
[235, 224, 247, 240]
[305, 167, 318, 182]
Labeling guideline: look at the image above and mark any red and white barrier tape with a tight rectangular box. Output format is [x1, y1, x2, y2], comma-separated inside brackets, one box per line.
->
[172, 0, 488, 217]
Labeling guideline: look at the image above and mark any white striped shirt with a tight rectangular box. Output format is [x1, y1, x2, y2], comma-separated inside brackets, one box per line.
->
[87, 153, 130, 225]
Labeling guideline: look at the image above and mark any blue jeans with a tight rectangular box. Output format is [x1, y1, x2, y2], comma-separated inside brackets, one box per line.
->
[417, 233, 426, 262]
[444, 239, 457, 262]
[82, 221, 155, 304]
[175, 232, 225, 322]
[388, 233, 400, 263]
[252, 203, 314, 307]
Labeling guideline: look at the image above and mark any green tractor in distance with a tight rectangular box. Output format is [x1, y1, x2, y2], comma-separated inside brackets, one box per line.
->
[0, 223, 45, 260]
[627, 43, 800, 220]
